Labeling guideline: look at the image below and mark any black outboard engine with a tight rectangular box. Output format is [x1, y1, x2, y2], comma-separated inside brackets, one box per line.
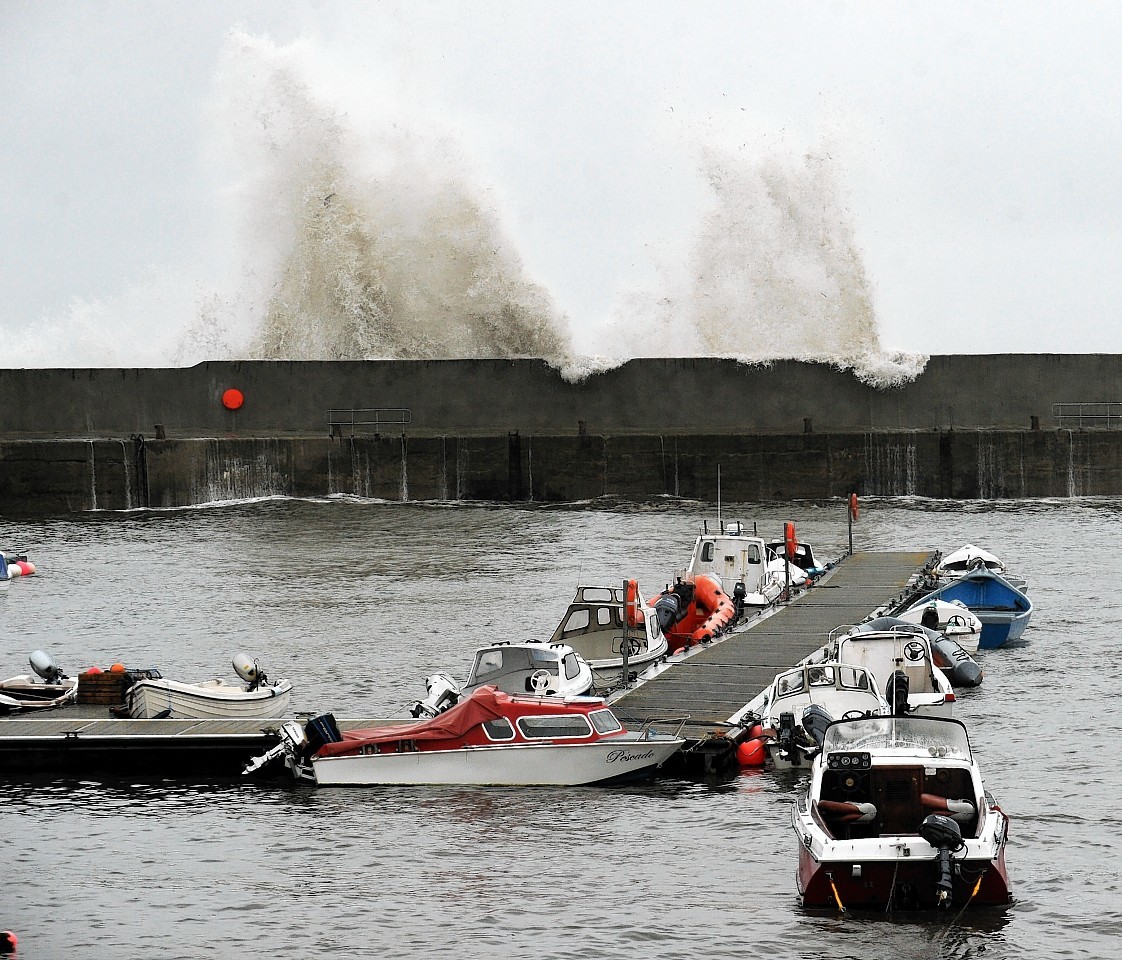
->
[653, 594, 681, 634]
[304, 712, 343, 755]
[776, 710, 797, 753]
[732, 581, 747, 616]
[919, 813, 964, 907]
[886, 669, 911, 715]
[801, 703, 833, 748]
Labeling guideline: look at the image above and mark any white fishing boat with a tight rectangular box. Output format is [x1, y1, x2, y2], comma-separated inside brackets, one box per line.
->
[933, 544, 1028, 592]
[123, 654, 292, 720]
[731, 662, 890, 771]
[682, 519, 794, 608]
[409, 640, 593, 718]
[247, 685, 687, 787]
[546, 582, 668, 684]
[792, 714, 1012, 910]
[0, 651, 77, 714]
[829, 621, 956, 717]
[896, 599, 983, 654]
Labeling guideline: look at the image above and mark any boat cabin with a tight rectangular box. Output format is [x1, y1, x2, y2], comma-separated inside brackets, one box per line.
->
[812, 716, 984, 841]
[466, 642, 587, 696]
[684, 520, 774, 599]
[832, 625, 954, 717]
[547, 585, 664, 664]
[763, 663, 887, 724]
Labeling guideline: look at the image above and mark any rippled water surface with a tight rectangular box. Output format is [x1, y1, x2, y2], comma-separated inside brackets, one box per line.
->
[2, 497, 1120, 959]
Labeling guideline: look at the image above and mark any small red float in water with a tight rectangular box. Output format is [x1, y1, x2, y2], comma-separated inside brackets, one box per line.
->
[737, 738, 766, 767]
[1, 930, 17, 953]
[222, 388, 245, 410]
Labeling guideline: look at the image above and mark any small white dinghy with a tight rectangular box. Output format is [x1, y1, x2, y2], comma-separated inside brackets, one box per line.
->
[124, 654, 292, 720]
[0, 651, 78, 714]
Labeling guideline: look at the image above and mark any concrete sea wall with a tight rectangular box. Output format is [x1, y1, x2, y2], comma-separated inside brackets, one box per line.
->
[1, 355, 1120, 514]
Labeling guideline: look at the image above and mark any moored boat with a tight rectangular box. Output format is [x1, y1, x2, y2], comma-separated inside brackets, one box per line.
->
[933, 544, 1027, 592]
[409, 640, 593, 718]
[917, 569, 1033, 649]
[123, 654, 292, 720]
[732, 661, 890, 771]
[0, 552, 36, 581]
[546, 582, 668, 684]
[0, 651, 77, 714]
[792, 714, 1012, 910]
[831, 620, 956, 717]
[248, 685, 687, 786]
[647, 574, 737, 653]
[896, 599, 983, 654]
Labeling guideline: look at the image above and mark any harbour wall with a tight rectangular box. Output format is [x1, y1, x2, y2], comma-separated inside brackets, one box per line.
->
[2, 355, 1121, 513]
[1, 428, 1118, 515]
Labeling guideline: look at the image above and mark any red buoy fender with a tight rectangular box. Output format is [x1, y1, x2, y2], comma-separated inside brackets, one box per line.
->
[737, 738, 766, 767]
[849, 493, 859, 521]
[784, 521, 798, 560]
[222, 388, 244, 411]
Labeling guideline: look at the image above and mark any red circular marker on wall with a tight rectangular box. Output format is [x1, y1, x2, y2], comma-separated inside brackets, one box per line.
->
[222, 388, 244, 410]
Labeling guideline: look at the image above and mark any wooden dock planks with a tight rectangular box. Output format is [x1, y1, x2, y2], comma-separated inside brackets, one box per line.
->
[611, 551, 934, 738]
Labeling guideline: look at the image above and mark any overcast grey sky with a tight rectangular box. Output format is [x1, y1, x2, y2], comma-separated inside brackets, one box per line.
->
[3, 1, 1121, 367]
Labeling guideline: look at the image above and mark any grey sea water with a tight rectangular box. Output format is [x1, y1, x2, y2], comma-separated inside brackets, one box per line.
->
[1, 497, 1119, 959]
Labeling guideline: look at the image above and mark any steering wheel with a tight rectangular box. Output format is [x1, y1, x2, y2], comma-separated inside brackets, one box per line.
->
[947, 615, 967, 627]
[903, 640, 926, 662]
[621, 638, 643, 657]
[529, 670, 553, 693]
[842, 710, 867, 720]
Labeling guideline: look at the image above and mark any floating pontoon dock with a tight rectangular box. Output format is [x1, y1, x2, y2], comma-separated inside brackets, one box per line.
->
[1, 551, 935, 779]
[610, 551, 935, 744]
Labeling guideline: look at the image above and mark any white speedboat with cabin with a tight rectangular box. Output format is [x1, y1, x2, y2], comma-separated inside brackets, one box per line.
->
[546, 582, 668, 685]
[792, 714, 1012, 910]
[828, 621, 956, 717]
[123, 654, 293, 720]
[896, 599, 983, 654]
[0, 651, 77, 714]
[732, 662, 891, 771]
[410, 640, 593, 719]
[248, 685, 687, 787]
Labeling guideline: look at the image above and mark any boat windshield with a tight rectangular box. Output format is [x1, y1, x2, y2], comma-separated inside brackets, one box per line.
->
[823, 716, 972, 760]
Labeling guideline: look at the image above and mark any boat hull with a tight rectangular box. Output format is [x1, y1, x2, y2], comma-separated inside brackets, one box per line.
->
[126, 678, 293, 720]
[309, 736, 684, 786]
[797, 842, 1012, 909]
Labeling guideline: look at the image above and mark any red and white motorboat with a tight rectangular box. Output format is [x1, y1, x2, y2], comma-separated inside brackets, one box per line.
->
[792, 715, 1012, 911]
[247, 685, 686, 786]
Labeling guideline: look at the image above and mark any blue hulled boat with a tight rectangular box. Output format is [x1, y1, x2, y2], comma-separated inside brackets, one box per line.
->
[919, 568, 1032, 649]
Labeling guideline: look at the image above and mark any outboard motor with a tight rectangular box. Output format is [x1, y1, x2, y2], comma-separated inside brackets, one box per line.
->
[410, 673, 462, 718]
[919, 813, 964, 907]
[801, 703, 833, 748]
[886, 669, 911, 715]
[732, 581, 747, 616]
[653, 594, 681, 634]
[29, 650, 65, 685]
[304, 712, 342, 753]
[233, 653, 267, 690]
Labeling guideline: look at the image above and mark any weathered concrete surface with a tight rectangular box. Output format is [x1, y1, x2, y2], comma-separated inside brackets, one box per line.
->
[2, 428, 1118, 514]
[1, 354, 1119, 439]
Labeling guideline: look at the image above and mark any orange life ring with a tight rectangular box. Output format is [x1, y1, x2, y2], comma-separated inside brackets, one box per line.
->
[849, 493, 859, 522]
[784, 521, 798, 560]
[625, 578, 643, 628]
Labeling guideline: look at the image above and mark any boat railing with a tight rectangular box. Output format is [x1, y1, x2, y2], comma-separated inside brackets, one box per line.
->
[635, 715, 690, 740]
[1053, 401, 1122, 428]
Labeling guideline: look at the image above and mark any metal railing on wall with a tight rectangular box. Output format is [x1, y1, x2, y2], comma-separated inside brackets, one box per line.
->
[1053, 402, 1122, 428]
[326, 408, 412, 433]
